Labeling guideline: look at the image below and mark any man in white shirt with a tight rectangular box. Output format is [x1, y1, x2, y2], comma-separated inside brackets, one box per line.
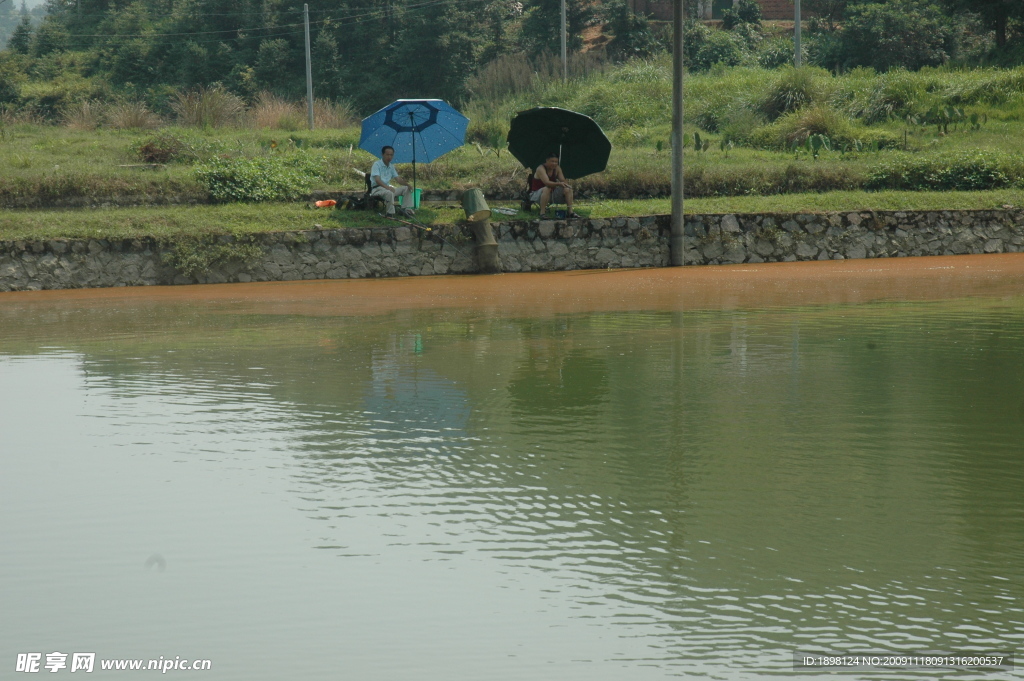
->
[370, 145, 414, 217]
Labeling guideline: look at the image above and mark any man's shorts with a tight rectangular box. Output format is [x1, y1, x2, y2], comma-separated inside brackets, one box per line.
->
[530, 185, 565, 204]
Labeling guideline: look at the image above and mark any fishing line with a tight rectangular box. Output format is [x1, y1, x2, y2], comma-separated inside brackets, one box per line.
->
[378, 211, 471, 259]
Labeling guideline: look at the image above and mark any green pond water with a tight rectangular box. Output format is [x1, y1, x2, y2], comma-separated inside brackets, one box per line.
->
[2, 268, 1023, 680]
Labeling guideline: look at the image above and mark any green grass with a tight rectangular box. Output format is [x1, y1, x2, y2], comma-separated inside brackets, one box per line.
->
[4, 61, 1024, 217]
[2, 190, 1021, 242]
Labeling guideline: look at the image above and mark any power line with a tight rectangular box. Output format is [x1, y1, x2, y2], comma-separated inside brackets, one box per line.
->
[55, 0, 488, 45]
[42, 0, 467, 22]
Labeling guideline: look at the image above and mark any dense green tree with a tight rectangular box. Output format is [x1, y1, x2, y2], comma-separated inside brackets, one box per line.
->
[603, 0, 661, 60]
[838, 0, 956, 71]
[31, 16, 70, 56]
[802, 0, 849, 31]
[312, 27, 342, 101]
[390, 1, 487, 105]
[722, 0, 761, 30]
[519, 0, 593, 58]
[939, 0, 1022, 48]
[8, 14, 31, 53]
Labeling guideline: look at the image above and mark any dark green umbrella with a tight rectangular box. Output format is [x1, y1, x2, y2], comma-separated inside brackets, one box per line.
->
[506, 107, 612, 180]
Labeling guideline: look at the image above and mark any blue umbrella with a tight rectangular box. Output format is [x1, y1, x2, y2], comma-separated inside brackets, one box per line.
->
[359, 99, 469, 197]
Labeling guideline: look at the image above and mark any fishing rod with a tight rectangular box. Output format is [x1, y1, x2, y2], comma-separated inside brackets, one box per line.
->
[378, 212, 471, 260]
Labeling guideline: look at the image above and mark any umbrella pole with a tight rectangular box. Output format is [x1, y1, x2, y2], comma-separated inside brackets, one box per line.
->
[410, 111, 418, 202]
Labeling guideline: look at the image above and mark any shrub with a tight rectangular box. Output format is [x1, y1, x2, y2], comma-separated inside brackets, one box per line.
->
[171, 85, 245, 128]
[249, 92, 304, 130]
[759, 67, 829, 120]
[193, 152, 325, 202]
[608, 58, 670, 84]
[859, 70, 930, 123]
[137, 133, 185, 164]
[569, 78, 671, 128]
[719, 107, 765, 145]
[313, 99, 356, 128]
[467, 53, 537, 101]
[763, 103, 857, 147]
[603, 0, 663, 61]
[838, 0, 956, 72]
[683, 20, 714, 70]
[31, 18, 70, 57]
[17, 73, 99, 119]
[692, 31, 746, 72]
[0, 55, 28, 105]
[936, 67, 1024, 106]
[136, 132, 224, 164]
[749, 103, 901, 150]
[757, 37, 796, 70]
[722, 0, 762, 30]
[805, 30, 842, 70]
[107, 101, 162, 130]
[866, 152, 1017, 191]
[61, 100, 104, 130]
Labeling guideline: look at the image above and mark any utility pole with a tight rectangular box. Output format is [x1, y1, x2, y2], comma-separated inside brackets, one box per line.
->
[304, 3, 314, 130]
[670, 0, 684, 266]
[560, 0, 567, 81]
[794, 0, 801, 67]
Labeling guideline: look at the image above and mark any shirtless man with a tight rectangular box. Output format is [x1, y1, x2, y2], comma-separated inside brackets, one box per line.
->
[530, 152, 579, 219]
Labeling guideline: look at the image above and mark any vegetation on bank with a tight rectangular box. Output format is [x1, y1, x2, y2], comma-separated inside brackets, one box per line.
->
[3, 61, 1024, 206]
[2, 0, 1023, 118]
[4, 15, 1024, 244]
[2, 189, 1022, 242]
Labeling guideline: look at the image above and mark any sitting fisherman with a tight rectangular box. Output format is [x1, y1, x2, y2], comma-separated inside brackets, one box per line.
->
[531, 152, 579, 219]
[370, 145, 414, 218]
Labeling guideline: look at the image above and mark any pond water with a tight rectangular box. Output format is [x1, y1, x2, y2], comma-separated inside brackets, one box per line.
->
[2, 255, 1023, 680]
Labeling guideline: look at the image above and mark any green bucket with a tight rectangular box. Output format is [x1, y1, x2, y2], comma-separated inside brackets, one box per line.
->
[397, 188, 422, 209]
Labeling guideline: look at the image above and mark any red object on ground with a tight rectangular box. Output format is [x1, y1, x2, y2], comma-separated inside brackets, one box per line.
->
[315, 200, 337, 208]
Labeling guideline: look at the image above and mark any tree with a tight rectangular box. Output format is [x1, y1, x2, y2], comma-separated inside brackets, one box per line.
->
[519, 0, 594, 58]
[722, 0, 762, 30]
[802, 0, 848, 31]
[838, 0, 956, 71]
[8, 14, 31, 53]
[939, 0, 1022, 48]
[603, 0, 661, 60]
[312, 28, 342, 101]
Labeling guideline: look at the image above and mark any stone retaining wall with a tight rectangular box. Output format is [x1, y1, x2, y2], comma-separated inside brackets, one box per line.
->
[2, 209, 1022, 291]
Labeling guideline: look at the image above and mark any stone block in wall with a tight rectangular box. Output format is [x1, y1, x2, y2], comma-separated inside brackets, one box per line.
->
[796, 242, 818, 259]
[721, 215, 741, 233]
[723, 242, 746, 264]
[701, 241, 724, 260]
[846, 244, 867, 259]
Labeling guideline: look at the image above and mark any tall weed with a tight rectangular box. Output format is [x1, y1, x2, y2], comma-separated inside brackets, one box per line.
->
[249, 93, 304, 130]
[61, 100, 104, 130]
[107, 101, 163, 130]
[759, 67, 830, 120]
[171, 86, 245, 128]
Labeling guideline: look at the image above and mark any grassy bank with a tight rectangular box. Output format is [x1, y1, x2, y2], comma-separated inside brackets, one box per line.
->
[3, 61, 1024, 211]
[2, 190, 1021, 242]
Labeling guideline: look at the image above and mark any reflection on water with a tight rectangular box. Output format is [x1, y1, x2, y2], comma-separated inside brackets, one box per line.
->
[2, 257, 1024, 680]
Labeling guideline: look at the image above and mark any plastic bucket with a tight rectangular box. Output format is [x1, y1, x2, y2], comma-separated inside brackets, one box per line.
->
[397, 188, 422, 209]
